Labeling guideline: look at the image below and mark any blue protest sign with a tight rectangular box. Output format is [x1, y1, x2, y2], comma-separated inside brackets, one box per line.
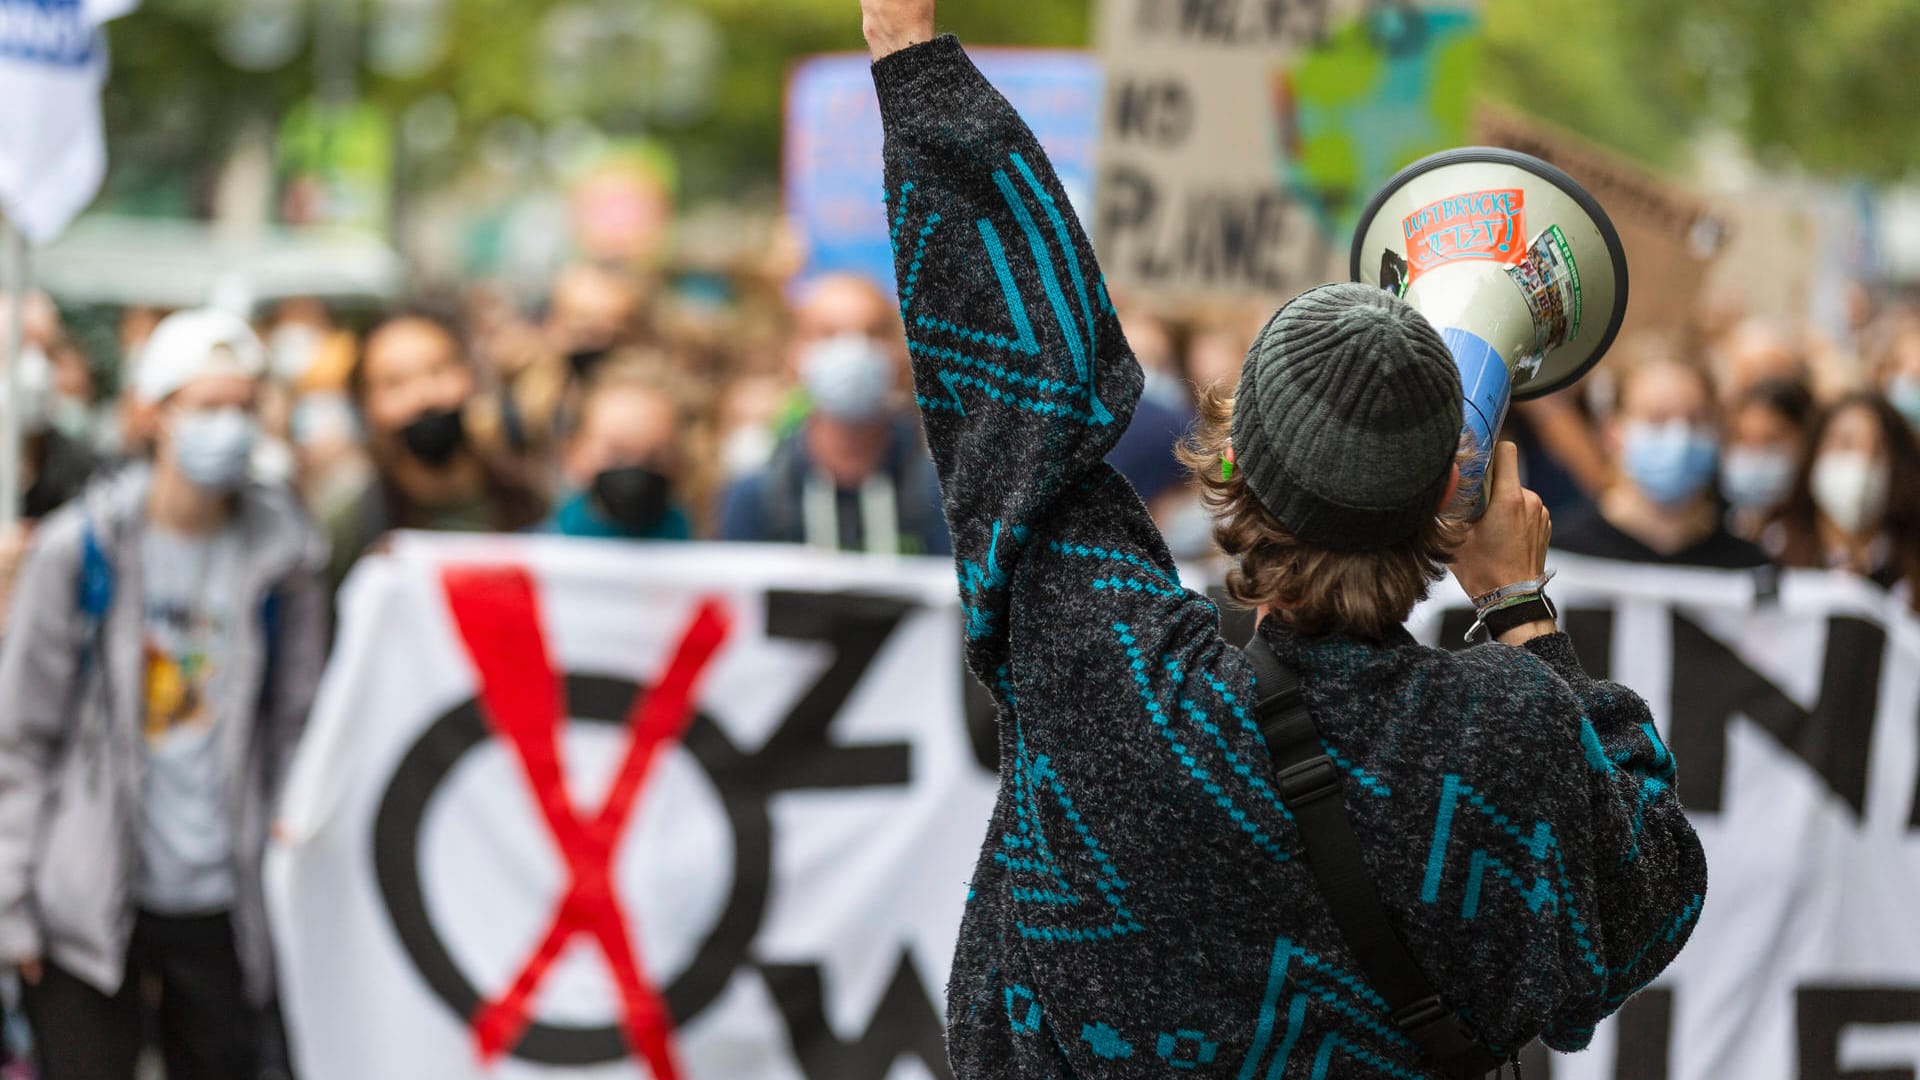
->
[784, 49, 1102, 297]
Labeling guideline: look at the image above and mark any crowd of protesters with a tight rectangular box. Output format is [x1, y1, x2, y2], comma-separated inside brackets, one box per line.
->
[1530, 307, 1920, 597]
[9, 271, 1918, 598]
[0, 259, 1918, 1078]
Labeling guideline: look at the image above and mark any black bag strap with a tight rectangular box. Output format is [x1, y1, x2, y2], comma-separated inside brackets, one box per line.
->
[1243, 631, 1505, 1080]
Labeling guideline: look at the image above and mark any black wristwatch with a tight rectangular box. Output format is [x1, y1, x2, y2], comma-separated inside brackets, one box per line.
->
[1481, 595, 1555, 640]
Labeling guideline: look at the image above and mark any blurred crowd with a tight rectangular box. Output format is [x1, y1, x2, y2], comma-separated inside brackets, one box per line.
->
[1506, 295, 1920, 603]
[0, 264, 961, 612]
[3, 263, 1920, 619]
[1, 257, 1919, 1078]
[1128, 285, 1920, 612]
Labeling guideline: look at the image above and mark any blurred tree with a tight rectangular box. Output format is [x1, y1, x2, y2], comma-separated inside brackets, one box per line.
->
[99, 0, 1090, 215]
[1741, 0, 1920, 180]
[1481, 0, 1920, 181]
[102, 0, 309, 214]
[97, 0, 1915, 221]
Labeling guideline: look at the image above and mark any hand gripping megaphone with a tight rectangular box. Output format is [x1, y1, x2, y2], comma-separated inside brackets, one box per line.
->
[1350, 148, 1629, 516]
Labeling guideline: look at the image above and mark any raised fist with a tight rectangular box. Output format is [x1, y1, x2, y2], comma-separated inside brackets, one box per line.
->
[860, 0, 935, 60]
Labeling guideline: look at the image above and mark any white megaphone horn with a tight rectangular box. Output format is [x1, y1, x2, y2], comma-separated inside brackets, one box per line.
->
[1350, 148, 1630, 516]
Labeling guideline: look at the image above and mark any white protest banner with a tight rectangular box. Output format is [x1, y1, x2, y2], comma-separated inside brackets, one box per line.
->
[267, 535, 994, 1080]
[1407, 554, 1920, 1080]
[0, 0, 136, 243]
[271, 537, 1920, 1079]
[1093, 0, 1482, 302]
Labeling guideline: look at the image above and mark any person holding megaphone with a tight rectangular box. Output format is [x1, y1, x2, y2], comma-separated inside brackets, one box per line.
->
[856, 1, 1706, 1077]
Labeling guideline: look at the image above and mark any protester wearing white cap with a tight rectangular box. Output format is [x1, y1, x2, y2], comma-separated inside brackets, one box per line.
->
[132, 308, 265, 405]
[0, 309, 328, 1079]
[129, 309, 269, 494]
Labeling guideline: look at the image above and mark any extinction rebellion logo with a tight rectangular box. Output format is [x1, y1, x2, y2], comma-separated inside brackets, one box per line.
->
[371, 565, 951, 1078]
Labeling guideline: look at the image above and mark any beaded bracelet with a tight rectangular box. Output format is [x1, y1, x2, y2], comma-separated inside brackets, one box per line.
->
[1465, 593, 1558, 643]
[1464, 574, 1559, 644]
[1469, 570, 1555, 611]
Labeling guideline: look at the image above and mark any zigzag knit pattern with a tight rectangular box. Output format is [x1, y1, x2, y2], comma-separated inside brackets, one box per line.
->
[874, 36, 1706, 1079]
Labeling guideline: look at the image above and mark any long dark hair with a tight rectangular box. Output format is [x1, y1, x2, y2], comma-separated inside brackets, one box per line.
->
[1768, 392, 1920, 609]
[351, 311, 547, 532]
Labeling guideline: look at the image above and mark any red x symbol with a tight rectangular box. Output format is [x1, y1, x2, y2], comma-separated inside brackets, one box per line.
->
[440, 564, 733, 1076]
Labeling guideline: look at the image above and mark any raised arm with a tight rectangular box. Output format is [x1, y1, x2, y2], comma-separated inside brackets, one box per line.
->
[866, 12, 1148, 685]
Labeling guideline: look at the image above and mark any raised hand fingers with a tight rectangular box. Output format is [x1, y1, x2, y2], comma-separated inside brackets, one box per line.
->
[1489, 440, 1522, 503]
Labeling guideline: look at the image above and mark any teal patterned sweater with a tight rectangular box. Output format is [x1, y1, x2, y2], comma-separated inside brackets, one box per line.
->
[874, 37, 1705, 1079]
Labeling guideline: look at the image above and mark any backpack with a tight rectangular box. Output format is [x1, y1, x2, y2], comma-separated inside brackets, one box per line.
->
[74, 519, 283, 706]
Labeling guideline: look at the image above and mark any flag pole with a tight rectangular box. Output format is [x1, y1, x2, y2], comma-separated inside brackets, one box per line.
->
[0, 216, 26, 533]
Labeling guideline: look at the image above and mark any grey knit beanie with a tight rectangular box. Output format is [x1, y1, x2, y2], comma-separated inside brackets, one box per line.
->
[1228, 282, 1463, 550]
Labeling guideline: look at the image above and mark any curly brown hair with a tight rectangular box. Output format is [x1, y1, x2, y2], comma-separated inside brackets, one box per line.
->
[1176, 384, 1473, 640]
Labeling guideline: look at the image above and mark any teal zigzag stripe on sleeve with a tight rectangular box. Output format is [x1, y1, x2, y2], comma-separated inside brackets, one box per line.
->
[1010, 152, 1099, 363]
[995, 719, 1143, 944]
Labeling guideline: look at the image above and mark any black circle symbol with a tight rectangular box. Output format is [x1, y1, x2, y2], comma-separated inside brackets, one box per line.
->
[372, 674, 772, 1066]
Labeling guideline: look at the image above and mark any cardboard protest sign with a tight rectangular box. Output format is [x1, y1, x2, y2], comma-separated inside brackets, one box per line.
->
[1094, 0, 1481, 303]
[1475, 104, 1729, 336]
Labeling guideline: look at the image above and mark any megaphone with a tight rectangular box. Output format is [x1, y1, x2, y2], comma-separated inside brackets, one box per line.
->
[1350, 148, 1629, 516]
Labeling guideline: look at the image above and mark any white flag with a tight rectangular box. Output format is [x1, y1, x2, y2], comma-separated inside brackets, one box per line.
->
[0, 0, 138, 243]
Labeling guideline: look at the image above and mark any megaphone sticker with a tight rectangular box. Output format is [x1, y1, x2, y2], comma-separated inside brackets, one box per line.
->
[1401, 187, 1528, 280]
[1507, 224, 1584, 362]
[1351, 147, 1628, 405]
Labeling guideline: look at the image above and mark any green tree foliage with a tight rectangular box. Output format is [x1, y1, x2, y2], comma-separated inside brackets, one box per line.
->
[1482, 0, 1920, 181]
[100, 0, 1089, 212]
[98, 0, 1913, 217]
[102, 0, 308, 212]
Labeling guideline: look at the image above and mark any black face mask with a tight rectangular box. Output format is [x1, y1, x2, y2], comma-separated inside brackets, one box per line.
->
[399, 408, 467, 467]
[567, 347, 612, 381]
[591, 465, 673, 535]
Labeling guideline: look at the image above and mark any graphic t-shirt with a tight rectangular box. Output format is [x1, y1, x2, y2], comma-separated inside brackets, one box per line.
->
[137, 524, 243, 913]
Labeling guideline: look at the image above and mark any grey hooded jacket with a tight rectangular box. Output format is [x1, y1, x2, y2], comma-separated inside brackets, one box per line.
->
[0, 464, 327, 1006]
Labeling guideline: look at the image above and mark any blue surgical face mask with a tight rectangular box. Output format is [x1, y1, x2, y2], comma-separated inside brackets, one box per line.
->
[1719, 445, 1796, 511]
[1622, 420, 1718, 506]
[803, 334, 893, 422]
[1888, 375, 1920, 433]
[1142, 369, 1191, 412]
[171, 407, 258, 491]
